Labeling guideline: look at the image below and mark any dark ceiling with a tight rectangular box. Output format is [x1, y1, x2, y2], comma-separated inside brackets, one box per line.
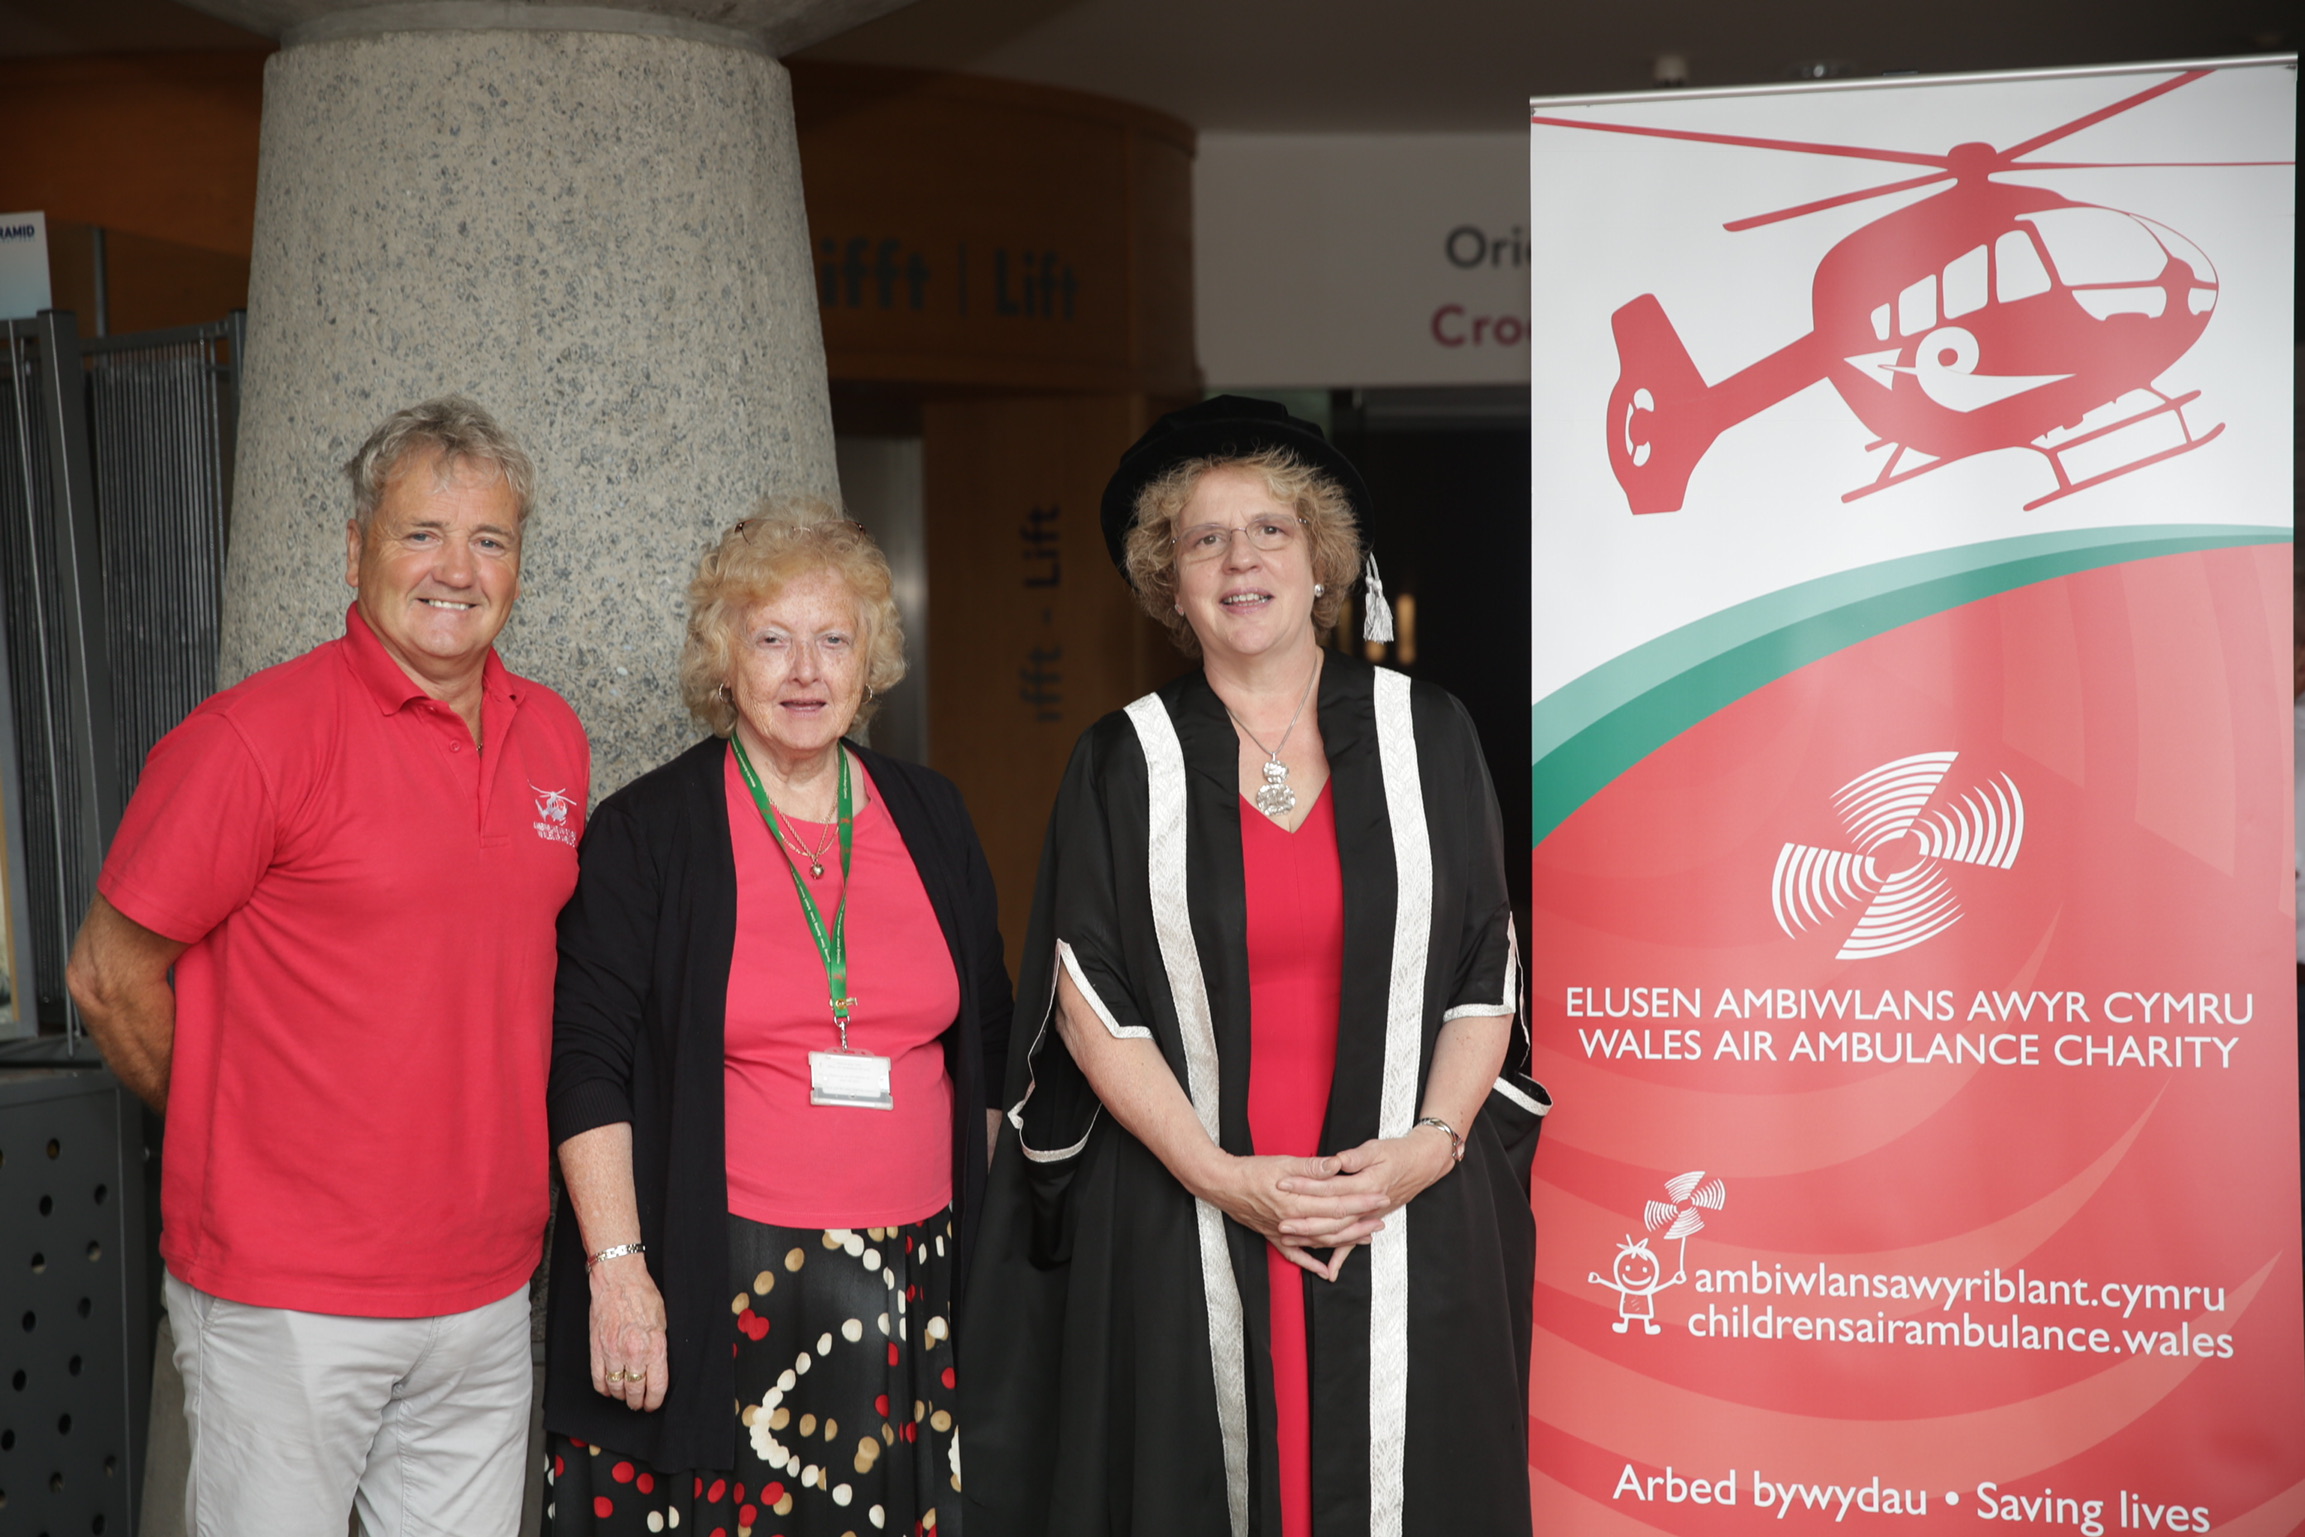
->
[2, 0, 2291, 130]
[799, 0, 2294, 130]
[0, 0, 265, 55]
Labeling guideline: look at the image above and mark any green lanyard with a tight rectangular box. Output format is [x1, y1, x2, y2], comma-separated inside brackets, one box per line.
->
[731, 737, 858, 1049]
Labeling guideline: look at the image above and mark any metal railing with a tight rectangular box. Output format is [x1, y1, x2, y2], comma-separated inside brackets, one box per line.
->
[87, 317, 242, 801]
[0, 309, 240, 1038]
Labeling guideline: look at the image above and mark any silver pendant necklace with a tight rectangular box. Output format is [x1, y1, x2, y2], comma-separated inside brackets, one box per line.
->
[1226, 657, 1322, 821]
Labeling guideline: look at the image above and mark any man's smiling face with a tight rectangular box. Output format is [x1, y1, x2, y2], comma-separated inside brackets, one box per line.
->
[346, 448, 523, 688]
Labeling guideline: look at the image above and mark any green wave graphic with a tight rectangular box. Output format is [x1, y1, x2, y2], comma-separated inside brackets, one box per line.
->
[1531, 525, 2289, 848]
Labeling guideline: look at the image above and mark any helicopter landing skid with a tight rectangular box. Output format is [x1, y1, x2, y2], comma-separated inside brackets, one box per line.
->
[1840, 441, 1957, 504]
[1839, 391, 2224, 510]
[2019, 390, 2223, 511]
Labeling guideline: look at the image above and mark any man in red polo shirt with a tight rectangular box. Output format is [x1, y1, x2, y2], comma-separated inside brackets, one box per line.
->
[67, 396, 589, 1536]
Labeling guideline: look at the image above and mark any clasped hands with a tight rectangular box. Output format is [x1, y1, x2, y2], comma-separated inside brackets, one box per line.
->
[1190, 1126, 1456, 1282]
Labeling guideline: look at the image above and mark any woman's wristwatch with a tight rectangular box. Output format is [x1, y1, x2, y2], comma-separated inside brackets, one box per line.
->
[1411, 1116, 1465, 1167]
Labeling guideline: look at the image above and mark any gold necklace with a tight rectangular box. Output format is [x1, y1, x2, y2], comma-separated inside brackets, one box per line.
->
[771, 809, 838, 879]
[756, 754, 843, 878]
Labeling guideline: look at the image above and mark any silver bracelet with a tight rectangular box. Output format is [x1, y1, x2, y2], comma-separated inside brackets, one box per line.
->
[586, 1242, 646, 1269]
[1412, 1116, 1464, 1165]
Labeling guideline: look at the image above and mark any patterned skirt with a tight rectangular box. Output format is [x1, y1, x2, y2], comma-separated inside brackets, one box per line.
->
[544, 1208, 963, 1537]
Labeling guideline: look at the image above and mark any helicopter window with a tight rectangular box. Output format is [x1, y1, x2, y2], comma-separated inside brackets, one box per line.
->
[2138, 218, 2216, 286]
[1942, 245, 1987, 319]
[2019, 208, 2170, 286]
[2074, 287, 2167, 321]
[1870, 304, 1891, 342]
[1897, 275, 1936, 337]
[1996, 231, 2052, 302]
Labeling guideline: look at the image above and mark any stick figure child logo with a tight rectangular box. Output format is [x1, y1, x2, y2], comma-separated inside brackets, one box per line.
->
[1589, 1169, 1727, 1335]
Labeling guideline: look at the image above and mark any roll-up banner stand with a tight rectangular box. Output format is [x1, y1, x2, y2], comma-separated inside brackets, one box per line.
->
[1529, 59, 2299, 1530]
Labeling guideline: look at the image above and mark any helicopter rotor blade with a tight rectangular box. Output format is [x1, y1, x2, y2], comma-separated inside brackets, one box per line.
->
[1529, 114, 1948, 169]
[1994, 69, 2210, 162]
[2004, 158, 2297, 170]
[1723, 170, 1955, 231]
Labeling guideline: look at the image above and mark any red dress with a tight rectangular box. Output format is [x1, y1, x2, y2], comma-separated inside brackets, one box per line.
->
[1241, 785, 1344, 1537]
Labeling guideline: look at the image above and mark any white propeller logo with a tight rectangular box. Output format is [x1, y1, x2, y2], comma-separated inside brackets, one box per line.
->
[1646, 1169, 1727, 1241]
[1771, 751, 2024, 960]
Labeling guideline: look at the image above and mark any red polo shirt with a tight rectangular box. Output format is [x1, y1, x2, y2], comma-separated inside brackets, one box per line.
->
[98, 606, 588, 1317]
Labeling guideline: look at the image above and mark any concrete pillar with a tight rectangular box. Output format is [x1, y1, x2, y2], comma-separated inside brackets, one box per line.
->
[191, 0, 902, 793]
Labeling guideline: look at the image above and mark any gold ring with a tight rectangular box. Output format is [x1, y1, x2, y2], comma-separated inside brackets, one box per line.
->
[607, 1368, 629, 1381]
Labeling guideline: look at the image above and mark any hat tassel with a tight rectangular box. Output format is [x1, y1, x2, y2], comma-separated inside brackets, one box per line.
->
[1361, 552, 1395, 644]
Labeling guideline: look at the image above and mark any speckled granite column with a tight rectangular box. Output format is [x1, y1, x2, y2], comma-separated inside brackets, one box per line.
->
[215, 12, 851, 795]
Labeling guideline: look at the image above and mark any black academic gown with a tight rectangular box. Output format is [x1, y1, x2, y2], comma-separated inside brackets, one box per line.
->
[960, 656, 1551, 1537]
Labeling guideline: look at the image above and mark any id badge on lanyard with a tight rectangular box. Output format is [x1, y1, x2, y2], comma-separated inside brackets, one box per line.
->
[734, 737, 896, 1111]
[809, 1049, 894, 1110]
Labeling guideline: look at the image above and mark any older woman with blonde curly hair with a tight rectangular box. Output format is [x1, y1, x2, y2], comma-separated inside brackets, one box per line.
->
[542, 498, 1012, 1537]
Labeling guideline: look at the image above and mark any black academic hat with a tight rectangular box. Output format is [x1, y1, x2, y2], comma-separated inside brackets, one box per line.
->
[1097, 394, 1377, 584]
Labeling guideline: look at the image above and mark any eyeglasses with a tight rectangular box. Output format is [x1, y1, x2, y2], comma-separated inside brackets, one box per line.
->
[1172, 517, 1306, 566]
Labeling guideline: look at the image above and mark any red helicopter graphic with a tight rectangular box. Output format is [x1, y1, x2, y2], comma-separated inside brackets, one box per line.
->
[1532, 70, 2292, 515]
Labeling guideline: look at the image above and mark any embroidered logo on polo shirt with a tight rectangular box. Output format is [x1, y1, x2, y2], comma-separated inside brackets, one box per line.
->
[531, 785, 579, 847]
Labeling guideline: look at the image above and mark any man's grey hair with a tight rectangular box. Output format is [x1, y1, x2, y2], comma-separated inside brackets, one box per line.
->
[343, 396, 536, 528]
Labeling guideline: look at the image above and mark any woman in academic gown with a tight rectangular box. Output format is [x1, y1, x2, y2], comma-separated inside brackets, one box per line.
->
[960, 395, 1551, 1537]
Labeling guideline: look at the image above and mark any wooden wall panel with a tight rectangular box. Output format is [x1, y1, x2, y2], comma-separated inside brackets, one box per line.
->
[0, 53, 265, 257]
[1128, 134, 1197, 396]
[793, 63, 1197, 398]
[923, 393, 1187, 970]
[45, 222, 251, 335]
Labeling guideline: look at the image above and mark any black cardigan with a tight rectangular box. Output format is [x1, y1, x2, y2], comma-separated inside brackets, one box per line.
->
[543, 735, 1014, 1470]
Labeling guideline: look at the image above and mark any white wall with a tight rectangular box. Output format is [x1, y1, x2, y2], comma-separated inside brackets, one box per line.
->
[1194, 134, 1528, 389]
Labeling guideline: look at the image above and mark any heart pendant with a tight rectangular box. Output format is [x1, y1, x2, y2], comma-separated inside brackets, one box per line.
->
[811, 862, 825, 879]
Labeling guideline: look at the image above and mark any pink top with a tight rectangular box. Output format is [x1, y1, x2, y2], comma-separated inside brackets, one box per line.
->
[723, 748, 959, 1228]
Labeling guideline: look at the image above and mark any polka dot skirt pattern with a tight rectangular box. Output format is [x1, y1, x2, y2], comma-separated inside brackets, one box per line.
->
[544, 1209, 963, 1537]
